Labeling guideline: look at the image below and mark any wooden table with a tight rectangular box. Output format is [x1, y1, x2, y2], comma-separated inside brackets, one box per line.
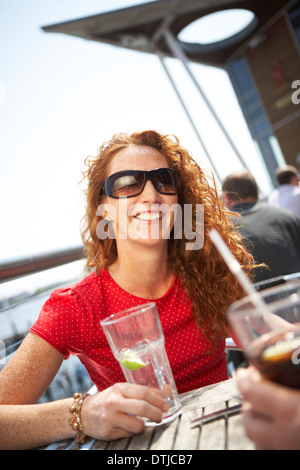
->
[90, 378, 255, 451]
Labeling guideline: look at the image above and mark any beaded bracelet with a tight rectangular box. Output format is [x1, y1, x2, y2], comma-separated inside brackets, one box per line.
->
[69, 392, 89, 444]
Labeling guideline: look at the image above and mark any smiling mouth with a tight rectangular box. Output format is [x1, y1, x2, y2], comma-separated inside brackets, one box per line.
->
[134, 212, 162, 221]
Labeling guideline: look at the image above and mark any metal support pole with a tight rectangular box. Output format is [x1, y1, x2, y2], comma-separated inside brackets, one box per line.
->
[158, 53, 222, 182]
[163, 29, 251, 172]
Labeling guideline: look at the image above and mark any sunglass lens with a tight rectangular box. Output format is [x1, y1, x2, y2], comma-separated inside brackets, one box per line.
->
[152, 169, 179, 194]
[110, 172, 144, 197]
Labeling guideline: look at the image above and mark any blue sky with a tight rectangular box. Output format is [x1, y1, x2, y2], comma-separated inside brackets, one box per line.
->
[0, 0, 271, 262]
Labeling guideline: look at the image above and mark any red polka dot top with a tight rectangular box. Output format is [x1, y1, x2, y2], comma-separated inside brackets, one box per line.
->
[30, 269, 228, 393]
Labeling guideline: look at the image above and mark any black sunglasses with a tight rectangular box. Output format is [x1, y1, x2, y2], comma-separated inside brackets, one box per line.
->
[101, 168, 181, 199]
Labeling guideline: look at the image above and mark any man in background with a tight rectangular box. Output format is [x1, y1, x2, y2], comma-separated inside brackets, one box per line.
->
[268, 165, 300, 217]
[222, 169, 300, 283]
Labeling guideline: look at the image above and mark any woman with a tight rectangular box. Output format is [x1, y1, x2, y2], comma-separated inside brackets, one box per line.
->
[0, 130, 255, 449]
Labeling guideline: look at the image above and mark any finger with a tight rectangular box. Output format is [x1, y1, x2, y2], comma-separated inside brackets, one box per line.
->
[118, 395, 165, 423]
[119, 383, 169, 411]
[241, 405, 276, 449]
[236, 367, 290, 417]
[97, 383, 169, 435]
[107, 412, 146, 437]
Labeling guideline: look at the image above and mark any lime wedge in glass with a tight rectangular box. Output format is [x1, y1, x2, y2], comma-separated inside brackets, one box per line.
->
[120, 350, 146, 370]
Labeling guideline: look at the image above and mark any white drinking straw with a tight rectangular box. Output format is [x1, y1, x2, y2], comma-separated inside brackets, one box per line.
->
[209, 229, 279, 330]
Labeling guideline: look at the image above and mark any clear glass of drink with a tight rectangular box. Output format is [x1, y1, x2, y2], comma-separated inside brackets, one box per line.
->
[227, 280, 300, 389]
[100, 302, 182, 425]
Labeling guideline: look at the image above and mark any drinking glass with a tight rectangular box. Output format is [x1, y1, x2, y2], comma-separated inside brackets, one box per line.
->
[100, 302, 182, 425]
[227, 280, 300, 389]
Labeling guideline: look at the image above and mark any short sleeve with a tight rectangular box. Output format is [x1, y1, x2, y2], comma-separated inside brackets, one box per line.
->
[30, 287, 91, 359]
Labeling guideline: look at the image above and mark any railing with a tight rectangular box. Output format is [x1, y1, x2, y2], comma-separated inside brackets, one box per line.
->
[0, 245, 85, 283]
[254, 272, 300, 291]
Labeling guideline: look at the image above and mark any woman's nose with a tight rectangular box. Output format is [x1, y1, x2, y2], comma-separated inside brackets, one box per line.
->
[140, 180, 161, 202]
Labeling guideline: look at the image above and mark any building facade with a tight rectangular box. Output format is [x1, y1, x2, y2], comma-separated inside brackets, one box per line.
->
[227, 1, 300, 178]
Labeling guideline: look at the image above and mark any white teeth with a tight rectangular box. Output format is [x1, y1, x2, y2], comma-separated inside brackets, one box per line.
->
[135, 212, 161, 221]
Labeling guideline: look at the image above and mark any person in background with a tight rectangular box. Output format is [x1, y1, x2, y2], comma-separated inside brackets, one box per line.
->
[222, 169, 300, 283]
[237, 367, 300, 450]
[0, 130, 255, 449]
[268, 164, 300, 217]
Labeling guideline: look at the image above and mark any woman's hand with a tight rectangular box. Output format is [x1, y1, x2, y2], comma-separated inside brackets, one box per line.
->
[237, 367, 300, 450]
[81, 383, 169, 441]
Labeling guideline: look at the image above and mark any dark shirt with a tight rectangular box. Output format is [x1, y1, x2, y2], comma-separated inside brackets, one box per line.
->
[231, 201, 300, 282]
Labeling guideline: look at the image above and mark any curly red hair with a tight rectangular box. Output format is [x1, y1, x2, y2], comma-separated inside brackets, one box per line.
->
[81, 130, 256, 342]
